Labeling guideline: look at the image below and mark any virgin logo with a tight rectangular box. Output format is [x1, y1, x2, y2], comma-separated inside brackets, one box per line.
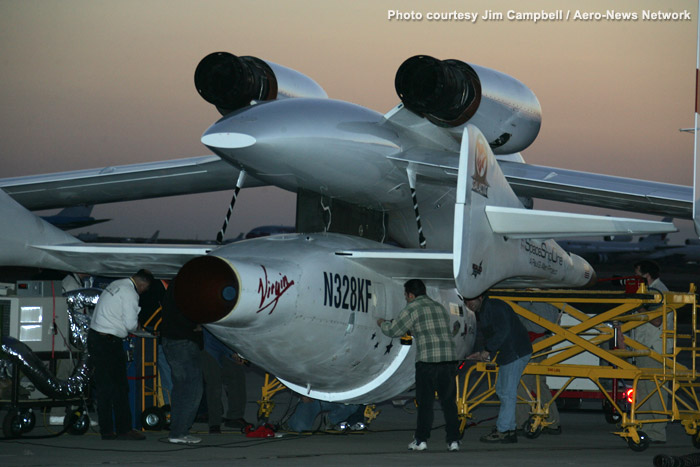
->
[256, 265, 295, 314]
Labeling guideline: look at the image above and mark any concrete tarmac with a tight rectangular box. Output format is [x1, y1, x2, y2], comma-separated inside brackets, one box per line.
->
[2, 397, 698, 467]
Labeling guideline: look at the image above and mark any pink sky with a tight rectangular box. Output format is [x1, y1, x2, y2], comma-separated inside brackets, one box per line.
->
[0, 0, 696, 240]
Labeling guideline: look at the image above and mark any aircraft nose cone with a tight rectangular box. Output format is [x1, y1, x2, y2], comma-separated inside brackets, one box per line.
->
[201, 131, 256, 149]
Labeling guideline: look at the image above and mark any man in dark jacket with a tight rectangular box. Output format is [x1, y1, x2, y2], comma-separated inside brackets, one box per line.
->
[159, 283, 203, 445]
[466, 293, 532, 443]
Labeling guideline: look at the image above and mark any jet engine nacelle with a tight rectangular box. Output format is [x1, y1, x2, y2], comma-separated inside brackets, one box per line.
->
[395, 55, 541, 154]
[195, 52, 328, 115]
[173, 233, 474, 403]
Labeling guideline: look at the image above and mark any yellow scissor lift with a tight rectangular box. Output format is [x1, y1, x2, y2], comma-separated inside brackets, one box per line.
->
[456, 285, 700, 451]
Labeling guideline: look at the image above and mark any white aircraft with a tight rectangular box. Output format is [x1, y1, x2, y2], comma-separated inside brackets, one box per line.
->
[0, 53, 690, 403]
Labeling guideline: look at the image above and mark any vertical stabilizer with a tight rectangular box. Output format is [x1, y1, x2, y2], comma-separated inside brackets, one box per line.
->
[452, 125, 594, 298]
[453, 125, 521, 297]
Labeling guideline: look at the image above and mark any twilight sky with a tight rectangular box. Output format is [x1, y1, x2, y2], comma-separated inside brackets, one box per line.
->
[0, 0, 697, 241]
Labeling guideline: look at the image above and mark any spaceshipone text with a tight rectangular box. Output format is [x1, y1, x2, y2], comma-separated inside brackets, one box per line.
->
[323, 272, 373, 313]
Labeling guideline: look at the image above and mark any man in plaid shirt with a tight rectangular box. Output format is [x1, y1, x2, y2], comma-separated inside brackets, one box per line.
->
[377, 279, 460, 452]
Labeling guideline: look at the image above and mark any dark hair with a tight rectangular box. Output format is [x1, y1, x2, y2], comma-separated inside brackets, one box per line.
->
[404, 279, 426, 297]
[634, 260, 660, 279]
[133, 268, 155, 285]
[463, 292, 486, 301]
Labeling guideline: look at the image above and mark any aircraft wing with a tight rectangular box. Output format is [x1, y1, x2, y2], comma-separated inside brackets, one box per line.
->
[388, 152, 691, 219]
[0, 155, 263, 210]
[498, 161, 691, 219]
[33, 243, 212, 278]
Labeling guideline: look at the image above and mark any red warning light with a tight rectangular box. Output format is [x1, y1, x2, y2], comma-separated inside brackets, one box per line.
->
[625, 388, 634, 404]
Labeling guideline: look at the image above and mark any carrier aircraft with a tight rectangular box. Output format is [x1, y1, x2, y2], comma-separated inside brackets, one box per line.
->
[0, 53, 693, 403]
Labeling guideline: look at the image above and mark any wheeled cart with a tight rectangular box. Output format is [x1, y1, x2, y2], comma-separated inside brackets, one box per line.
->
[457, 286, 700, 451]
[0, 351, 89, 438]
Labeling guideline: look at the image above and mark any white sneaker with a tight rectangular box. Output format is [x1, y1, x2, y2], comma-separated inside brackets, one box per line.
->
[408, 439, 427, 451]
[332, 421, 349, 431]
[350, 422, 366, 431]
[168, 435, 202, 444]
[448, 441, 460, 451]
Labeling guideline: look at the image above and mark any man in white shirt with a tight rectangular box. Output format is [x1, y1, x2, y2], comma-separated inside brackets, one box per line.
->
[88, 269, 153, 440]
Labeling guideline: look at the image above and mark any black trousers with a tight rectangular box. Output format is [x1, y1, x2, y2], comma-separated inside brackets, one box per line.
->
[88, 330, 132, 435]
[415, 361, 460, 443]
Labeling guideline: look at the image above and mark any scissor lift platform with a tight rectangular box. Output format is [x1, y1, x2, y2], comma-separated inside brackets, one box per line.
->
[456, 286, 700, 451]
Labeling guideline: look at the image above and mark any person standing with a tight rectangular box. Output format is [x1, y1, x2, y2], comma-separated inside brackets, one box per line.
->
[88, 269, 153, 440]
[201, 328, 249, 433]
[514, 301, 561, 435]
[377, 279, 460, 452]
[465, 293, 532, 444]
[631, 260, 669, 443]
[159, 282, 204, 444]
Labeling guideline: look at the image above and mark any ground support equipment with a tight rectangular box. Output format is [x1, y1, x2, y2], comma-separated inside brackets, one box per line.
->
[456, 286, 699, 452]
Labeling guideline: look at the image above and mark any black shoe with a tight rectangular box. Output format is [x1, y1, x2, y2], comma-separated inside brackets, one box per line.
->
[101, 432, 117, 440]
[480, 429, 517, 444]
[542, 426, 562, 435]
[209, 425, 221, 434]
[116, 429, 146, 441]
[224, 418, 250, 429]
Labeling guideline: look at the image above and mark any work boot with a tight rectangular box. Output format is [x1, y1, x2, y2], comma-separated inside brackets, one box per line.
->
[224, 418, 251, 429]
[542, 425, 562, 435]
[116, 429, 146, 441]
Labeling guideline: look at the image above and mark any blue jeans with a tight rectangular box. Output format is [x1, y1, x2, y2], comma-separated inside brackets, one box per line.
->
[287, 400, 361, 432]
[157, 344, 172, 406]
[496, 353, 531, 432]
[161, 337, 203, 438]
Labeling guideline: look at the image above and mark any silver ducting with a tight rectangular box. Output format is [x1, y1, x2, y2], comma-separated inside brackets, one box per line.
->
[0, 288, 100, 399]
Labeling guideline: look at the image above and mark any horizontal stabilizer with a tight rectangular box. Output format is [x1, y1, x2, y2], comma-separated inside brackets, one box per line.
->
[335, 249, 453, 284]
[484, 206, 677, 239]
